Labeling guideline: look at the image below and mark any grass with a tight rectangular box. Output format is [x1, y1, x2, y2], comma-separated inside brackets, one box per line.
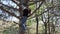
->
[0, 20, 50, 34]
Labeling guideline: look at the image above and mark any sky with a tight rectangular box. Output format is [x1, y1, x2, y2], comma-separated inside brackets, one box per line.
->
[0, 0, 19, 22]
[0, 10, 2, 14]
[1, 0, 17, 8]
[1, 0, 60, 25]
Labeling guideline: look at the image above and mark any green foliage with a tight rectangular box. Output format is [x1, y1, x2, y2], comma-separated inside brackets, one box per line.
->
[1, 0, 60, 34]
[29, 5, 35, 10]
[3, 24, 19, 34]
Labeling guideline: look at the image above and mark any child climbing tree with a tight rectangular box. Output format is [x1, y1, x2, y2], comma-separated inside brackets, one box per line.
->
[19, 0, 31, 34]
[0, 0, 45, 34]
[20, 8, 31, 34]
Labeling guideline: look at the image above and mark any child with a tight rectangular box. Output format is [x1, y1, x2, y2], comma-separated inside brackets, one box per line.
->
[20, 8, 31, 34]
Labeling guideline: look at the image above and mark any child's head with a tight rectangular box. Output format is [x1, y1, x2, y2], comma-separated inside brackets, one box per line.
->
[23, 8, 28, 12]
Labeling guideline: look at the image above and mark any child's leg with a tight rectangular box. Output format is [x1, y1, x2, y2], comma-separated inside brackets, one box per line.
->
[20, 16, 27, 31]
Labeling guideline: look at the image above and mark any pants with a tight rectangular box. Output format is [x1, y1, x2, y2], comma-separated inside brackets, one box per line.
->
[20, 16, 27, 31]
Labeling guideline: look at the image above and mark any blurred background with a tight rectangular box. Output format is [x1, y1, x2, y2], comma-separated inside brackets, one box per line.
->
[0, 0, 60, 34]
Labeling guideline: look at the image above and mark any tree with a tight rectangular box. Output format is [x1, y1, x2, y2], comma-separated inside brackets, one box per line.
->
[0, 0, 45, 34]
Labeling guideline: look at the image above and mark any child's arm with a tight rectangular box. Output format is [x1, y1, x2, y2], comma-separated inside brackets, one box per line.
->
[28, 9, 31, 17]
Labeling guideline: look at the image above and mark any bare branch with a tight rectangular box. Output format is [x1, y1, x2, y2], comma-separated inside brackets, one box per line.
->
[11, 0, 20, 6]
[28, 1, 44, 17]
[0, 2, 19, 11]
[29, 0, 42, 6]
[29, 0, 45, 2]
[0, 6, 20, 19]
[28, 6, 54, 20]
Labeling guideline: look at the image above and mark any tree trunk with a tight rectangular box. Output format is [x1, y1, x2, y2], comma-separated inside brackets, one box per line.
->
[36, 16, 39, 34]
[19, 0, 29, 34]
[44, 22, 48, 34]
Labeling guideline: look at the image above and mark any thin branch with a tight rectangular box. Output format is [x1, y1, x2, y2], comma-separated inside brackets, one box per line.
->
[0, 6, 20, 19]
[29, 0, 45, 2]
[11, 0, 44, 6]
[29, 0, 42, 6]
[11, 0, 20, 6]
[28, 6, 53, 20]
[28, 1, 44, 17]
[0, 7, 20, 24]
[0, 2, 19, 11]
